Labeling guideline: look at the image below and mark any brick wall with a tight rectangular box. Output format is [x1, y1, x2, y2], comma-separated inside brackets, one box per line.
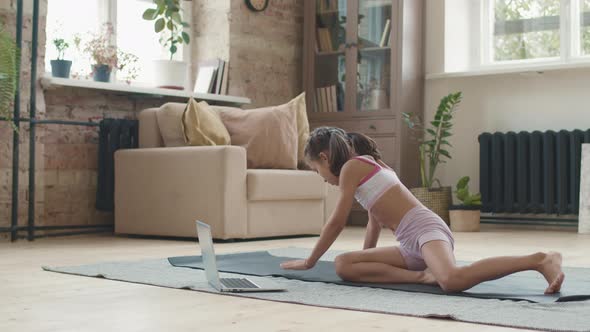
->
[192, 0, 303, 108]
[1, 0, 304, 241]
[0, 0, 47, 240]
[41, 88, 177, 230]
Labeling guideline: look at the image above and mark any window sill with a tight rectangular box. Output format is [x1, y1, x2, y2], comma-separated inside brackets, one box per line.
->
[40, 75, 251, 106]
[425, 61, 590, 80]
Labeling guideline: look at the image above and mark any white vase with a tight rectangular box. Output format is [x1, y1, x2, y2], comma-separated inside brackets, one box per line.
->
[368, 88, 388, 110]
[153, 60, 188, 90]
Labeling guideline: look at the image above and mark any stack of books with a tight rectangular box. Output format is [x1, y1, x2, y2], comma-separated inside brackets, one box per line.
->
[316, 28, 334, 52]
[194, 58, 229, 94]
[314, 85, 339, 113]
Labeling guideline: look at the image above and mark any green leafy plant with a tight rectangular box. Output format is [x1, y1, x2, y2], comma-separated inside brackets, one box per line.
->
[455, 176, 481, 206]
[81, 24, 139, 83]
[53, 38, 69, 60]
[402, 91, 462, 188]
[0, 25, 19, 131]
[142, 0, 190, 60]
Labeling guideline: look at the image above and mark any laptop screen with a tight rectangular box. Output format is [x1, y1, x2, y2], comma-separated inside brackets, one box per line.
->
[196, 221, 222, 290]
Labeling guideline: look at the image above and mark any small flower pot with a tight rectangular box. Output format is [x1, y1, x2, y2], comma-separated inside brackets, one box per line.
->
[50, 59, 72, 78]
[93, 64, 111, 82]
[449, 205, 481, 232]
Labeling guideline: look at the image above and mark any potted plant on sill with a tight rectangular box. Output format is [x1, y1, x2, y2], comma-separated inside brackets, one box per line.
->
[0, 25, 18, 131]
[81, 24, 139, 83]
[402, 91, 462, 225]
[142, 0, 190, 89]
[449, 176, 482, 232]
[50, 38, 72, 78]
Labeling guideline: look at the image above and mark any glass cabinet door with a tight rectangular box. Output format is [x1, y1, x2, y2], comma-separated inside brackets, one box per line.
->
[355, 0, 392, 113]
[312, 0, 347, 113]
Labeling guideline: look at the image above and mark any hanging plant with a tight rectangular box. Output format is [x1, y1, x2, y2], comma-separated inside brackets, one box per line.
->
[0, 25, 19, 131]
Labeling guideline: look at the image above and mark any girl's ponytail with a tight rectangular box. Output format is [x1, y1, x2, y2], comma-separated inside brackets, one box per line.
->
[347, 132, 381, 161]
[328, 130, 352, 176]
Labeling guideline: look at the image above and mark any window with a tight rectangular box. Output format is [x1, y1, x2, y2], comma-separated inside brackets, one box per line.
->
[481, 0, 590, 66]
[46, 0, 101, 79]
[488, 0, 561, 62]
[45, 0, 191, 84]
[577, 0, 590, 55]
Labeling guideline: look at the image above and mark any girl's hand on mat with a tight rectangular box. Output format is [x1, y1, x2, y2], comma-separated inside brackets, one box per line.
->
[280, 259, 314, 270]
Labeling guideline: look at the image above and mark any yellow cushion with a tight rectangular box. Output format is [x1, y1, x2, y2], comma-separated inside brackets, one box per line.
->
[291, 92, 310, 166]
[181, 98, 231, 146]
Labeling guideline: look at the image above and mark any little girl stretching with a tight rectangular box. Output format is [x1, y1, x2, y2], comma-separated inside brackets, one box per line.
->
[281, 127, 565, 294]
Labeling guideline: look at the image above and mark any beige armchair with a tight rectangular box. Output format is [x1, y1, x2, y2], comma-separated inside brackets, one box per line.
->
[114, 108, 339, 240]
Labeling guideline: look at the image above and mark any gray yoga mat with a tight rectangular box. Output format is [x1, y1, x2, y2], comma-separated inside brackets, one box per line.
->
[168, 250, 590, 304]
[42, 248, 590, 332]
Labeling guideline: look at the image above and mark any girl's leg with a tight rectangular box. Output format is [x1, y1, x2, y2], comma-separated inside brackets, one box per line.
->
[421, 240, 565, 294]
[334, 246, 436, 284]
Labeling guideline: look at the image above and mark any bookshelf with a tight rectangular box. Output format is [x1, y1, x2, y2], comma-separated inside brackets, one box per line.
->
[303, 0, 424, 225]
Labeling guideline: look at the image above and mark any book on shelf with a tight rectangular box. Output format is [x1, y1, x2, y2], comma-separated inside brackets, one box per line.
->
[214, 59, 225, 94]
[194, 58, 229, 94]
[321, 87, 328, 112]
[316, 87, 326, 112]
[316, 28, 333, 52]
[330, 85, 338, 112]
[315, 88, 321, 112]
[314, 85, 339, 112]
[379, 19, 391, 47]
[326, 86, 333, 112]
[220, 60, 229, 95]
[208, 68, 218, 93]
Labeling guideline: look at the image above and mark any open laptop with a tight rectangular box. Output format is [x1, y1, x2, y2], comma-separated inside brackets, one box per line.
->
[196, 220, 285, 293]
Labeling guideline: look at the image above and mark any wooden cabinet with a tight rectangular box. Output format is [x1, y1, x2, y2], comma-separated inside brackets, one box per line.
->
[303, 0, 424, 224]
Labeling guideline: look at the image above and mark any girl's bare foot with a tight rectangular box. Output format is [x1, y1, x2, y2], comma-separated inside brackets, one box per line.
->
[538, 252, 565, 294]
[421, 268, 438, 286]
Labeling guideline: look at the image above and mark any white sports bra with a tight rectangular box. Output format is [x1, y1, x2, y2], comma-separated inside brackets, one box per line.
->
[353, 156, 401, 210]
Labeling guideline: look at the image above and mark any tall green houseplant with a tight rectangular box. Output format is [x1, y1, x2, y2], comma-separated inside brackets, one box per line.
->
[403, 91, 462, 188]
[142, 0, 191, 89]
[142, 0, 190, 60]
[0, 25, 19, 131]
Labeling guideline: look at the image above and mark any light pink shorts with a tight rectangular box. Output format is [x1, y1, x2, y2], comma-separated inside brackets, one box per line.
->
[394, 205, 455, 271]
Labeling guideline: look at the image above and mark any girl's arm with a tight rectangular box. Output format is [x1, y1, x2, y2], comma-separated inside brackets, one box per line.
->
[281, 162, 361, 270]
[305, 180, 355, 266]
[363, 213, 381, 249]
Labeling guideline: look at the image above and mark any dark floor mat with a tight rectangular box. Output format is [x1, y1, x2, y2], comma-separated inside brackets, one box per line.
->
[169, 250, 590, 303]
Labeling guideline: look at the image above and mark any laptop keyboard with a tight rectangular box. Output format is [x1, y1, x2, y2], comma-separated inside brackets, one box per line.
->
[220, 278, 259, 289]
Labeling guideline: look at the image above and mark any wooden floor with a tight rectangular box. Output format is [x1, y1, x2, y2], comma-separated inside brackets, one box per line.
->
[2, 226, 589, 332]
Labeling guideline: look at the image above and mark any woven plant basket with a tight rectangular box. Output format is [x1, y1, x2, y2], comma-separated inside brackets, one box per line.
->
[410, 186, 452, 225]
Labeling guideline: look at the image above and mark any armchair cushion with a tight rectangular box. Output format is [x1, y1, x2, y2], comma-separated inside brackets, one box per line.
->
[211, 93, 310, 168]
[217, 104, 298, 169]
[247, 169, 324, 201]
[156, 102, 187, 147]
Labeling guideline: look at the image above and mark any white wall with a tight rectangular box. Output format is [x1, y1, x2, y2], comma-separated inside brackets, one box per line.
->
[424, 1, 590, 198]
